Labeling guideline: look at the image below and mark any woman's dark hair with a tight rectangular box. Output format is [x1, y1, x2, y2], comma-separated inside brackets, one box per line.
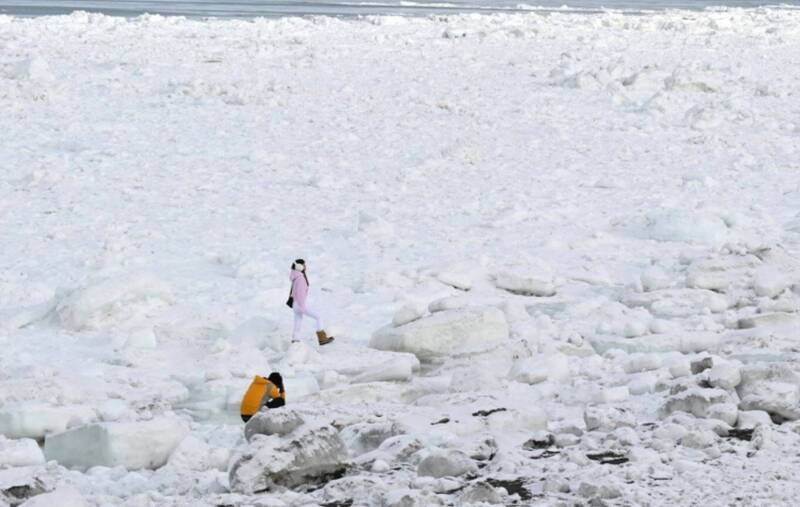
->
[292, 258, 309, 286]
[268, 372, 285, 392]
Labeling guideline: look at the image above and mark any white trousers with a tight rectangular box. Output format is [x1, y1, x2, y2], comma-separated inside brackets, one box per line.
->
[293, 306, 324, 340]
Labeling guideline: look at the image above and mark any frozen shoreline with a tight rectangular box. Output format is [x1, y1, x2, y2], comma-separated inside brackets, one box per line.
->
[0, 1, 797, 20]
[1, 7, 800, 506]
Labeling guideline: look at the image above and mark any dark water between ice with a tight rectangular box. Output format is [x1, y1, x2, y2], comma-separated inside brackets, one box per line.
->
[0, 0, 796, 18]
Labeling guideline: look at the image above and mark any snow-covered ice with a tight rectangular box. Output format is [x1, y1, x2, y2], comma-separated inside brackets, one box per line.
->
[1, 5, 800, 506]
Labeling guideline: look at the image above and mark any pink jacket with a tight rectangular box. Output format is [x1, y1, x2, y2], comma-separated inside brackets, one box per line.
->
[290, 270, 309, 312]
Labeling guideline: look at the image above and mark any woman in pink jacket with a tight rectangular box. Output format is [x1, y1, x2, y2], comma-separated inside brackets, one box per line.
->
[289, 259, 334, 346]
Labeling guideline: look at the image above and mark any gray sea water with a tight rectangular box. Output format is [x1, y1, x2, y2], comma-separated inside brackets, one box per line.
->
[0, 0, 796, 17]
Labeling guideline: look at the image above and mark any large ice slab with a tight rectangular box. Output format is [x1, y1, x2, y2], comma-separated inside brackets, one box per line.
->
[0, 405, 95, 440]
[369, 307, 509, 361]
[43, 418, 188, 470]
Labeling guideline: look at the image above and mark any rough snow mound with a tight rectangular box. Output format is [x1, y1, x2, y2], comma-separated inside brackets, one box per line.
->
[55, 274, 173, 331]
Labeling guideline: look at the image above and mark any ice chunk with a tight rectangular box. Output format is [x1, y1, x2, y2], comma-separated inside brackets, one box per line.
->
[508, 354, 569, 384]
[707, 403, 738, 426]
[706, 364, 742, 390]
[661, 388, 732, 418]
[494, 270, 556, 297]
[0, 437, 45, 467]
[738, 312, 800, 330]
[623, 353, 663, 373]
[459, 481, 505, 504]
[753, 269, 790, 298]
[0, 468, 49, 506]
[584, 407, 635, 432]
[18, 487, 86, 507]
[428, 296, 467, 314]
[370, 307, 509, 361]
[340, 421, 405, 457]
[737, 363, 800, 420]
[392, 302, 427, 327]
[43, 418, 188, 470]
[435, 265, 476, 291]
[622, 288, 730, 318]
[488, 408, 547, 433]
[594, 386, 630, 404]
[645, 208, 729, 246]
[737, 410, 772, 429]
[589, 331, 721, 355]
[628, 372, 660, 395]
[229, 424, 347, 493]
[245, 408, 305, 441]
[417, 449, 477, 478]
[680, 429, 717, 449]
[352, 355, 419, 384]
[0, 405, 95, 439]
[686, 271, 733, 292]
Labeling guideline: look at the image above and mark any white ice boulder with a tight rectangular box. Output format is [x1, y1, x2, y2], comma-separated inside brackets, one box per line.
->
[18, 487, 86, 507]
[645, 208, 729, 246]
[707, 403, 738, 427]
[584, 407, 635, 432]
[706, 364, 742, 390]
[352, 355, 419, 384]
[245, 408, 306, 441]
[0, 405, 95, 439]
[508, 354, 570, 385]
[753, 269, 789, 298]
[55, 274, 172, 331]
[594, 386, 630, 404]
[623, 354, 663, 373]
[686, 270, 732, 292]
[417, 449, 477, 478]
[737, 410, 773, 429]
[339, 421, 405, 457]
[487, 408, 547, 433]
[392, 302, 427, 327]
[229, 424, 348, 493]
[661, 388, 732, 419]
[43, 418, 188, 470]
[428, 296, 467, 314]
[0, 436, 45, 467]
[370, 307, 509, 361]
[737, 363, 800, 420]
[435, 266, 476, 291]
[494, 270, 556, 297]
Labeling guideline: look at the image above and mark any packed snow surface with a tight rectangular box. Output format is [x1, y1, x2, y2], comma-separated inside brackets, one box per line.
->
[1, 6, 800, 506]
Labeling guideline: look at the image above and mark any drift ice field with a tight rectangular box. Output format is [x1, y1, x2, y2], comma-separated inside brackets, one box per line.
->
[1, 5, 800, 506]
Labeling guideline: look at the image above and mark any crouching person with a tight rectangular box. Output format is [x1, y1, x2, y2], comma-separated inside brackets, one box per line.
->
[240, 372, 286, 423]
